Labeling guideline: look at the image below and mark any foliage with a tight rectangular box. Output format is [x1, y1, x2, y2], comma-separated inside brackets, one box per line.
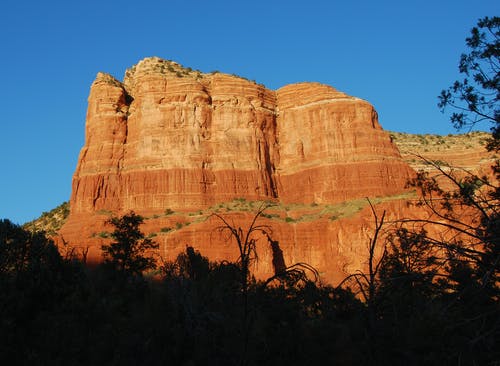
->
[0, 219, 63, 276]
[351, 20, 500, 361]
[405, 158, 500, 294]
[23, 201, 70, 235]
[101, 211, 159, 277]
[438, 16, 499, 150]
[0, 220, 86, 364]
[338, 176, 500, 364]
[355, 17, 500, 364]
[2, 205, 500, 364]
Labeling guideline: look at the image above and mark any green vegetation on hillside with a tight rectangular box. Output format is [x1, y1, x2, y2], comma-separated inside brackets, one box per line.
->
[23, 201, 69, 235]
[140, 192, 416, 238]
[389, 130, 490, 152]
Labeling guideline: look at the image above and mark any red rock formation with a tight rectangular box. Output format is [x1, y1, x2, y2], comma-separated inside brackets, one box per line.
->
[392, 131, 496, 191]
[276, 83, 412, 203]
[59, 57, 415, 284]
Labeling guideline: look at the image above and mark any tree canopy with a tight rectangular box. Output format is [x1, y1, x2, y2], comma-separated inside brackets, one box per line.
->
[101, 211, 158, 277]
[439, 16, 499, 150]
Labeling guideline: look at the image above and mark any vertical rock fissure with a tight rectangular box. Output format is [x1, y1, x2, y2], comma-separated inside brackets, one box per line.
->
[117, 95, 130, 210]
[263, 138, 278, 198]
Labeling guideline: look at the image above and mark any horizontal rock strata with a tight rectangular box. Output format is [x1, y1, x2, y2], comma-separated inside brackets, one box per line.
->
[59, 57, 415, 283]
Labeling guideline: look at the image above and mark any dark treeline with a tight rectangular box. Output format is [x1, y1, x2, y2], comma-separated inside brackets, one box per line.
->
[0, 211, 499, 366]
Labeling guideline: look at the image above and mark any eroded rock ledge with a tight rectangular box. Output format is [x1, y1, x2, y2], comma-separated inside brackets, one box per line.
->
[59, 56, 415, 283]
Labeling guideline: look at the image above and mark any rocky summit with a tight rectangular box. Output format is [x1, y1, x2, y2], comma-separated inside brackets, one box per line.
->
[58, 57, 415, 284]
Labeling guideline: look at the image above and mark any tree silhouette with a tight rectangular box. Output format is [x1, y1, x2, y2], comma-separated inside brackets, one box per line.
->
[0, 219, 63, 277]
[438, 16, 499, 149]
[101, 211, 158, 277]
[212, 204, 272, 293]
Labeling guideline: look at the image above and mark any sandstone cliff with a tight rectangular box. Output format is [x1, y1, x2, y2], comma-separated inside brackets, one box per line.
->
[59, 57, 415, 284]
[391, 131, 496, 191]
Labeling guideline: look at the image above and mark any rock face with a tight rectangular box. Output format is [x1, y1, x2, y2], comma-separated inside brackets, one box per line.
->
[391, 131, 497, 191]
[275, 83, 411, 203]
[59, 57, 414, 284]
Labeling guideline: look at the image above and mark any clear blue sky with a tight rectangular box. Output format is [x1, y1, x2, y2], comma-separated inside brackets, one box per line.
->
[1, 0, 498, 224]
